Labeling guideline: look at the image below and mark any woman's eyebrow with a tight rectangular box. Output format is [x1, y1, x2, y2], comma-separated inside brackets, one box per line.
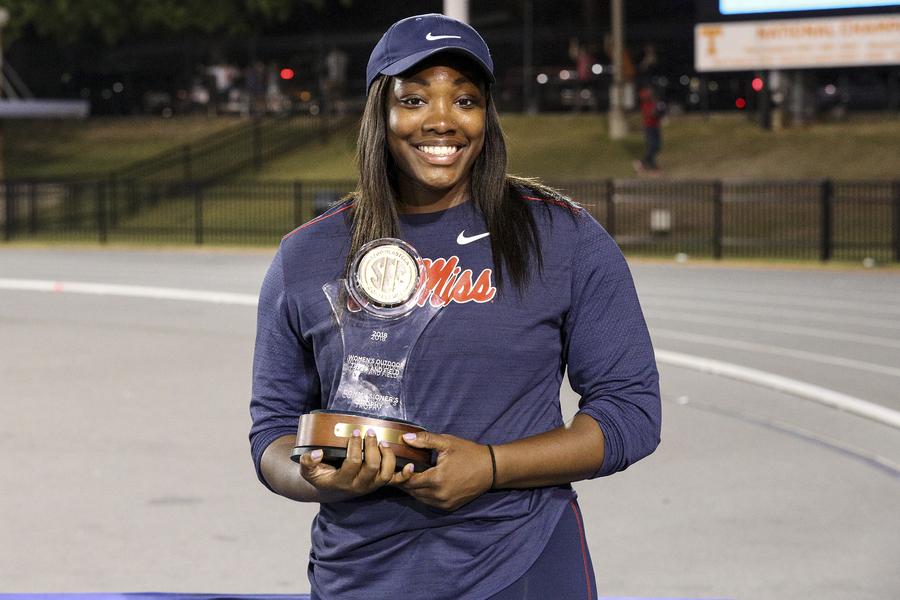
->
[398, 77, 428, 86]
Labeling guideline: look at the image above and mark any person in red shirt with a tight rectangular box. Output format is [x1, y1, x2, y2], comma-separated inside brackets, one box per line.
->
[635, 85, 663, 173]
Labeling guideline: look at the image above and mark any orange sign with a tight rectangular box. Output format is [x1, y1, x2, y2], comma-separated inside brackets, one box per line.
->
[695, 14, 900, 71]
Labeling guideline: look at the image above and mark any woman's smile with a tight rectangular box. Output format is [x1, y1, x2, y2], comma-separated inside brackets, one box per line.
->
[417, 145, 460, 156]
[413, 142, 466, 164]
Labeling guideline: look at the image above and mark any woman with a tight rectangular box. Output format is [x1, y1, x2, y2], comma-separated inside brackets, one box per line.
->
[250, 13, 660, 600]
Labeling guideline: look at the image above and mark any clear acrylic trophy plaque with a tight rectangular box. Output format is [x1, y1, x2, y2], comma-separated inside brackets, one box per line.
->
[291, 238, 442, 471]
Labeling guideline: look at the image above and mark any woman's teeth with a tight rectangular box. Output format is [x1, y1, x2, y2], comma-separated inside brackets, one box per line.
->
[419, 146, 459, 156]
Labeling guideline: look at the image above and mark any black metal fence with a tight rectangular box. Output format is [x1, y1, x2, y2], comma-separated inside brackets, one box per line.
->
[3, 178, 899, 262]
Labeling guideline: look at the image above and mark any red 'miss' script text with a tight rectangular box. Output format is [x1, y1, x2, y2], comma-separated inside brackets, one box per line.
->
[417, 256, 496, 307]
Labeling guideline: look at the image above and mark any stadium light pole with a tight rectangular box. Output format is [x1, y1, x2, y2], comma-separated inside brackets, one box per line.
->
[523, 0, 536, 114]
[0, 6, 7, 93]
[444, 0, 469, 23]
[0, 6, 8, 181]
[608, 0, 628, 140]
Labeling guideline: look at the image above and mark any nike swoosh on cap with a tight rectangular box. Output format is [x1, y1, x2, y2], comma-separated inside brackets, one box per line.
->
[457, 231, 490, 245]
[426, 32, 462, 41]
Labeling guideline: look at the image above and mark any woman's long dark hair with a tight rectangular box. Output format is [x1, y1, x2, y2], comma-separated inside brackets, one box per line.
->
[345, 72, 577, 293]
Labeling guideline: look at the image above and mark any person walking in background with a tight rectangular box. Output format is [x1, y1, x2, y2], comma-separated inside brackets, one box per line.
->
[635, 85, 664, 175]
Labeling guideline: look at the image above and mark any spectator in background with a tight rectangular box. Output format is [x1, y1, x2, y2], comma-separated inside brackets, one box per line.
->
[634, 85, 664, 175]
[638, 43, 658, 79]
[189, 76, 211, 115]
[266, 62, 285, 113]
[207, 59, 239, 115]
[322, 46, 349, 115]
[568, 38, 596, 112]
[246, 61, 267, 116]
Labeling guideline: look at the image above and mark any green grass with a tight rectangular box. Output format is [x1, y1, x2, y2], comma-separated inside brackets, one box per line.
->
[3, 116, 241, 179]
[3, 113, 900, 181]
[247, 112, 900, 181]
[659, 114, 900, 180]
[6, 112, 900, 182]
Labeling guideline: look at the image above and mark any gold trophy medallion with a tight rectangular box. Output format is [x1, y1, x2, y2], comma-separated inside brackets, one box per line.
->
[356, 243, 419, 307]
[348, 239, 424, 317]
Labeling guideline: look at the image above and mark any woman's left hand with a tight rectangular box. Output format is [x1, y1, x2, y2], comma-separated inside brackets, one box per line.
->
[396, 432, 494, 511]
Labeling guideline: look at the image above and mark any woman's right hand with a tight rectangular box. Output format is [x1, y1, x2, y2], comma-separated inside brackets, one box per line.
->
[299, 427, 414, 502]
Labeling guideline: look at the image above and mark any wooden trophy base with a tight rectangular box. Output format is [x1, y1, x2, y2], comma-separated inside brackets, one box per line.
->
[291, 409, 434, 472]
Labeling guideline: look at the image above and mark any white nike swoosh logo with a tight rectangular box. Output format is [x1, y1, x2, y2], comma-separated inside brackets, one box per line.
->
[426, 33, 462, 41]
[457, 231, 490, 245]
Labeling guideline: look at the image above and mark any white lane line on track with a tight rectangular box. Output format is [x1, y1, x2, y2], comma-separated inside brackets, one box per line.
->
[4, 277, 899, 430]
[0, 278, 259, 306]
[646, 310, 900, 350]
[652, 328, 900, 379]
[640, 287, 900, 316]
[640, 280, 900, 298]
[642, 298, 900, 331]
[670, 397, 900, 477]
[656, 349, 900, 429]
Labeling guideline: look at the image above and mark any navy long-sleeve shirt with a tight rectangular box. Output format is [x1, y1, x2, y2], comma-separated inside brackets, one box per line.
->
[249, 194, 661, 599]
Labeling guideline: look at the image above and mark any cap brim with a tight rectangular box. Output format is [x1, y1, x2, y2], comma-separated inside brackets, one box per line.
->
[380, 47, 495, 83]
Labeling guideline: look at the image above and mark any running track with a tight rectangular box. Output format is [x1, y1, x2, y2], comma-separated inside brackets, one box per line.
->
[1, 248, 898, 599]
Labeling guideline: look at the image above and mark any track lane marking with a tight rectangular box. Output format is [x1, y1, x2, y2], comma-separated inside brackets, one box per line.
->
[642, 298, 900, 331]
[646, 310, 900, 350]
[653, 328, 900, 379]
[668, 396, 900, 478]
[0, 278, 259, 306]
[4, 277, 899, 430]
[656, 350, 900, 429]
[640, 287, 900, 315]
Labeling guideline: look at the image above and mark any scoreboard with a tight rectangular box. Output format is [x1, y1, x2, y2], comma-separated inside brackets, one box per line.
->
[695, 0, 900, 19]
[720, 1, 900, 15]
[695, 0, 900, 71]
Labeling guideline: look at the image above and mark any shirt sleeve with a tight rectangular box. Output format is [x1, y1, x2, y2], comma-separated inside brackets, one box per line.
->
[248, 245, 321, 491]
[563, 213, 661, 477]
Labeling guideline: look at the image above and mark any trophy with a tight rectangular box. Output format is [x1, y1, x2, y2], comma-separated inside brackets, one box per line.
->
[290, 238, 442, 472]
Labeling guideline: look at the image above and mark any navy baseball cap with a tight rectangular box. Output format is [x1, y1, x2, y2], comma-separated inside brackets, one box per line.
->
[366, 13, 495, 92]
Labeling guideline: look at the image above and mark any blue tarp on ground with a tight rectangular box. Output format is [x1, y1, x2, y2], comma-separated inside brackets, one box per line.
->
[0, 596, 309, 600]
[0, 592, 725, 600]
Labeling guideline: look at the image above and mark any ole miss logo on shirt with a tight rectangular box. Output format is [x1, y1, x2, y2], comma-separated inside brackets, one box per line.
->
[417, 256, 496, 307]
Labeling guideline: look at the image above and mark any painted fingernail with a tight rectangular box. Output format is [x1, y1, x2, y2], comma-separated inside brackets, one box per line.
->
[352, 429, 361, 437]
[379, 441, 389, 448]
[367, 428, 376, 437]
[402, 433, 416, 441]
[406, 463, 415, 473]
[311, 449, 323, 460]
